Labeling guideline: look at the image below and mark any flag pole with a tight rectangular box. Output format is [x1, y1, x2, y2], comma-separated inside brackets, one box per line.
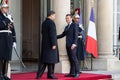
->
[90, 0, 96, 70]
[91, 54, 93, 70]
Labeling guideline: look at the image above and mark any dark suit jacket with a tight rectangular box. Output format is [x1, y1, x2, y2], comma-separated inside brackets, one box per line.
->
[57, 22, 78, 47]
[41, 18, 59, 64]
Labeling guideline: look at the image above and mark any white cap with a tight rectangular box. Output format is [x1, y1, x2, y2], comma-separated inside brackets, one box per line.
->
[74, 14, 80, 18]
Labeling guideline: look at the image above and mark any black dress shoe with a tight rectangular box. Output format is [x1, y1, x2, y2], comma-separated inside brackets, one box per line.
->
[74, 74, 80, 78]
[65, 74, 74, 77]
[36, 63, 46, 79]
[36, 73, 43, 79]
[47, 75, 57, 79]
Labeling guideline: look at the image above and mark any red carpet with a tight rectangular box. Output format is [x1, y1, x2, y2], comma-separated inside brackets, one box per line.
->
[11, 72, 112, 80]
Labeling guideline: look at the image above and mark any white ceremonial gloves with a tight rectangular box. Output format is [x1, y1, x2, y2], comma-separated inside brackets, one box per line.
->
[13, 42, 16, 49]
[7, 14, 14, 22]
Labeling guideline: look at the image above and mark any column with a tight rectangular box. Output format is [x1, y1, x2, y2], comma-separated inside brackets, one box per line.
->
[96, 0, 120, 71]
[53, 0, 71, 73]
[8, 0, 22, 76]
[9, 0, 22, 61]
[95, 0, 114, 70]
[97, 0, 113, 57]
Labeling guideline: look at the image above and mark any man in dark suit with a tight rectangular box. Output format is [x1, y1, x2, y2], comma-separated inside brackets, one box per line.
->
[57, 14, 80, 78]
[36, 10, 59, 79]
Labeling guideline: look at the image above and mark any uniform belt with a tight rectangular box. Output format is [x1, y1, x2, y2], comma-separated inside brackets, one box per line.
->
[0, 30, 12, 33]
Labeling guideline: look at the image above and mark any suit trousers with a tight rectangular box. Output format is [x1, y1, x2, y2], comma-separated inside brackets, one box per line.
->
[36, 62, 55, 78]
[66, 46, 80, 75]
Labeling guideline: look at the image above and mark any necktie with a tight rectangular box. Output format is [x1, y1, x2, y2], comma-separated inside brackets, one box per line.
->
[66, 24, 70, 30]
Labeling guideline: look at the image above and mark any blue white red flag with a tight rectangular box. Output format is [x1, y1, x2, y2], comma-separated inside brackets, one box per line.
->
[86, 8, 98, 58]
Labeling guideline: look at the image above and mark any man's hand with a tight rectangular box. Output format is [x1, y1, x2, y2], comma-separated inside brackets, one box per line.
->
[71, 44, 77, 50]
[52, 45, 56, 50]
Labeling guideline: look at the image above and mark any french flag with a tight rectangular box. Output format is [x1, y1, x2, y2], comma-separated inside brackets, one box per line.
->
[86, 8, 98, 58]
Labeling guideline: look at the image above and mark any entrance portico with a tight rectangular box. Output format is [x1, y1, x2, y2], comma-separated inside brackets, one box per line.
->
[8, 0, 120, 74]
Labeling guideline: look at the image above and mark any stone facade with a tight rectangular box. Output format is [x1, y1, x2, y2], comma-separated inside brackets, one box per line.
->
[8, 0, 120, 74]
